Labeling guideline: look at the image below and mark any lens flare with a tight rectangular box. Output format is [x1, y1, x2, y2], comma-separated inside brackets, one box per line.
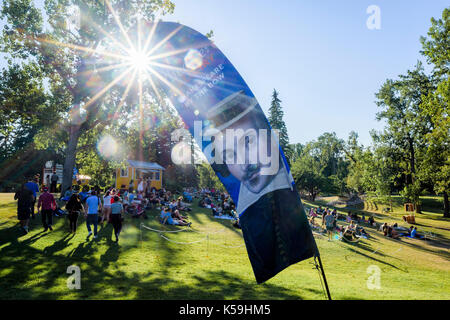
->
[184, 49, 203, 70]
[171, 141, 192, 165]
[97, 135, 119, 160]
[130, 51, 150, 71]
[69, 104, 87, 125]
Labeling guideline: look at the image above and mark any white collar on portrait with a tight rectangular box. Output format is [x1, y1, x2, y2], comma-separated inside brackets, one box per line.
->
[236, 163, 293, 215]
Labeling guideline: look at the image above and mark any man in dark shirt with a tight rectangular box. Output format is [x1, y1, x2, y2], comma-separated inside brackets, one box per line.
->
[50, 172, 58, 193]
[14, 183, 34, 234]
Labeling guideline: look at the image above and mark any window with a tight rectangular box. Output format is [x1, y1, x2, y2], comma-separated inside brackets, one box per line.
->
[154, 171, 160, 181]
[120, 168, 128, 177]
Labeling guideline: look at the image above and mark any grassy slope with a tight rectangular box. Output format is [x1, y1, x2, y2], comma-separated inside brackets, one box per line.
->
[0, 193, 448, 300]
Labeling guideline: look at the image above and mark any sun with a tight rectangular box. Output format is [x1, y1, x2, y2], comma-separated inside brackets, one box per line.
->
[129, 50, 150, 72]
[31, 0, 195, 117]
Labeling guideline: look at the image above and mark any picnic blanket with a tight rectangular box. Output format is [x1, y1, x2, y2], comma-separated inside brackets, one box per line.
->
[213, 215, 236, 220]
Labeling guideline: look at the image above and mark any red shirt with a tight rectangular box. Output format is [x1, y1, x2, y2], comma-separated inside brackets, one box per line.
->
[38, 192, 56, 210]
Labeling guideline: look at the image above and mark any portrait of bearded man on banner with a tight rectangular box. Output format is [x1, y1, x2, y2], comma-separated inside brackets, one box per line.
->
[203, 90, 294, 215]
[200, 90, 316, 283]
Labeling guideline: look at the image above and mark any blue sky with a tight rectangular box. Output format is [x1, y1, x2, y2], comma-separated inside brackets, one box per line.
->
[1, 0, 448, 146]
[164, 0, 448, 146]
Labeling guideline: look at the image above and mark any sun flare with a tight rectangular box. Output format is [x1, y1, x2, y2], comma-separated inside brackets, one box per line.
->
[129, 50, 150, 72]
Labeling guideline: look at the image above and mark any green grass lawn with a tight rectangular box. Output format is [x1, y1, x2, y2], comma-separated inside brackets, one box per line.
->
[0, 193, 449, 300]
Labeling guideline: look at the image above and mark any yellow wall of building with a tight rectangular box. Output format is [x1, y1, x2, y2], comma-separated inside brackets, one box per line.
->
[115, 167, 162, 190]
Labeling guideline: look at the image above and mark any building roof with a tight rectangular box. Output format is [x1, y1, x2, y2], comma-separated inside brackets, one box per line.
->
[127, 160, 165, 171]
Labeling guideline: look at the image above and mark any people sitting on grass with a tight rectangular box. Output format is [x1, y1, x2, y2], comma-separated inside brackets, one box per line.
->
[336, 211, 346, 221]
[149, 193, 161, 209]
[183, 190, 193, 203]
[129, 195, 147, 219]
[355, 223, 369, 237]
[409, 226, 425, 239]
[381, 222, 400, 239]
[171, 207, 188, 223]
[368, 215, 375, 226]
[204, 196, 212, 208]
[169, 199, 178, 211]
[160, 207, 191, 226]
[136, 191, 149, 209]
[177, 197, 192, 212]
[342, 221, 359, 241]
[212, 205, 223, 216]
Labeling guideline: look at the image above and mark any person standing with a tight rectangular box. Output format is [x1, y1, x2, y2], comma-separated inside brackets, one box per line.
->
[45, 174, 51, 189]
[14, 183, 34, 234]
[50, 171, 58, 193]
[100, 190, 112, 224]
[324, 210, 335, 241]
[66, 194, 84, 233]
[25, 177, 40, 219]
[84, 191, 102, 239]
[137, 178, 145, 194]
[128, 179, 134, 192]
[37, 186, 56, 232]
[110, 196, 124, 242]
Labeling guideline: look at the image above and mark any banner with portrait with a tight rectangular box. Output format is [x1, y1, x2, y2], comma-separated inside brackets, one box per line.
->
[150, 21, 318, 283]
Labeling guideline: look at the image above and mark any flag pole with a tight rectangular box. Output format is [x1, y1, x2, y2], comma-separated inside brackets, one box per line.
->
[315, 254, 332, 300]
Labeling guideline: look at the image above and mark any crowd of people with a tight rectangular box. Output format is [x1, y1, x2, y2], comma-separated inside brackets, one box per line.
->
[380, 223, 423, 239]
[306, 205, 423, 243]
[14, 174, 427, 246]
[13, 175, 206, 242]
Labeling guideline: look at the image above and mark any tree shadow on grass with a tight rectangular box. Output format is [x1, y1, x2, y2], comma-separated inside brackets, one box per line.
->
[395, 237, 450, 261]
[344, 246, 407, 272]
[131, 270, 308, 300]
[0, 207, 315, 300]
[43, 233, 75, 256]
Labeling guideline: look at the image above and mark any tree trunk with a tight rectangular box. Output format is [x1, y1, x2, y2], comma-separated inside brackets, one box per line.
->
[444, 191, 449, 218]
[61, 124, 82, 197]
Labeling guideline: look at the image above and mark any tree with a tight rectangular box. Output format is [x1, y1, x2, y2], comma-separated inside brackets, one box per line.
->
[418, 8, 450, 217]
[418, 79, 449, 217]
[420, 8, 450, 78]
[291, 132, 348, 199]
[291, 142, 325, 202]
[289, 142, 304, 164]
[197, 162, 224, 191]
[268, 89, 292, 163]
[374, 62, 433, 212]
[0, 62, 65, 189]
[1, 0, 175, 196]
